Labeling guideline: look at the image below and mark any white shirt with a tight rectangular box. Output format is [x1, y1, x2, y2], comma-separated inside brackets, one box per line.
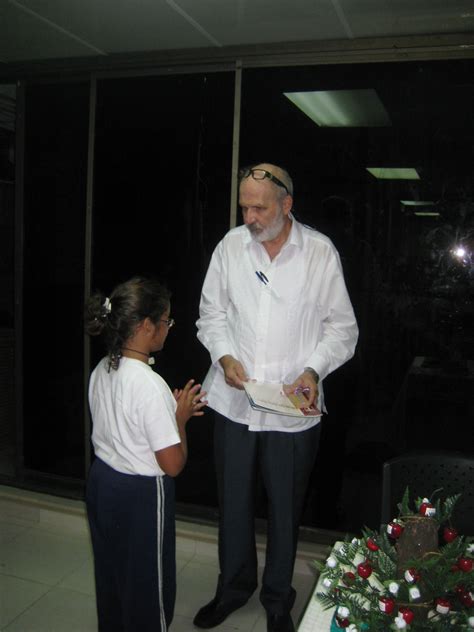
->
[89, 357, 181, 475]
[196, 218, 358, 432]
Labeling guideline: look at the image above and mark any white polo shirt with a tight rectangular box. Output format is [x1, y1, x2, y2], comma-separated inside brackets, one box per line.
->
[196, 218, 358, 432]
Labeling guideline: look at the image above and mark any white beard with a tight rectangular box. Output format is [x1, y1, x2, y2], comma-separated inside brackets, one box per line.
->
[247, 211, 286, 243]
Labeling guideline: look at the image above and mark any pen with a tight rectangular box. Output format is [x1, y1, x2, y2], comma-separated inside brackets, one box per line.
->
[255, 271, 268, 285]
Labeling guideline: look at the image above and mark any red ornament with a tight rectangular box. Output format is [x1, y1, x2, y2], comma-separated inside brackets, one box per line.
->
[404, 568, 420, 583]
[367, 537, 379, 551]
[357, 561, 373, 579]
[335, 617, 350, 628]
[378, 596, 395, 614]
[435, 597, 451, 615]
[460, 591, 474, 608]
[443, 526, 458, 543]
[458, 558, 473, 573]
[387, 521, 404, 539]
[420, 501, 436, 517]
[342, 572, 356, 586]
[399, 607, 415, 624]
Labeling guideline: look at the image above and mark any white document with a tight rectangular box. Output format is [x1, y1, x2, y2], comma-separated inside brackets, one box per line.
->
[243, 381, 322, 418]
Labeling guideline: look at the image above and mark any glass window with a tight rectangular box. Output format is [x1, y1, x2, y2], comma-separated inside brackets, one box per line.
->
[0, 84, 16, 477]
[240, 60, 474, 531]
[92, 72, 235, 509]
[23, 82, 89, 479]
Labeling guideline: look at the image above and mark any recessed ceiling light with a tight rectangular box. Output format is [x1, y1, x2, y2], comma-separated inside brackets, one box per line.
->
[284, 89, 391, 127]
[367, 168, 420, 180]
[400, 200, 435, 206]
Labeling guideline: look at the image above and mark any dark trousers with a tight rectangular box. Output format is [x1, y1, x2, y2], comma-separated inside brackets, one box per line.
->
[214, 414, 321, 615]
[86, 458, 176, 632]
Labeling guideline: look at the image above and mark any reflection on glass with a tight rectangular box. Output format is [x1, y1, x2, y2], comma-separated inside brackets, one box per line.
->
[284, 89, 391, 127]
[241, 60, 474, 532]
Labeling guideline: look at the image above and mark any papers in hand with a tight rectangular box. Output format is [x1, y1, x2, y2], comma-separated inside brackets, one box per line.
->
[243, 381, 322, 418]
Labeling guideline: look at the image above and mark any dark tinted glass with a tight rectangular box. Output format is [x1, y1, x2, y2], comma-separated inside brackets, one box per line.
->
[92, 72, 234, 508]
[23, 82, 88, 478]
[240, 60, 474, 531]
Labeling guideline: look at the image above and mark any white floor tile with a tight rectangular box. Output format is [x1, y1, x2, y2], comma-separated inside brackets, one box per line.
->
[3, 587, 98, 632]
[0, 575, 50, 629]
[57, 556, 96, 596]
[0, 520, 30, 545]
[0, 528, 90, 586]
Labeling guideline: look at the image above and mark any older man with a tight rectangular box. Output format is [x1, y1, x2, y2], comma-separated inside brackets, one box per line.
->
[195, 163, 358, 632]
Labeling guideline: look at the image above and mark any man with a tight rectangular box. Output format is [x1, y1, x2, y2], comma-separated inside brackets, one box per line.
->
[195, 163, 358, 632]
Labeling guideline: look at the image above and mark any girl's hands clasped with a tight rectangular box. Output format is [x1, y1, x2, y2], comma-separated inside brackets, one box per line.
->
[174, 379, 207, 425]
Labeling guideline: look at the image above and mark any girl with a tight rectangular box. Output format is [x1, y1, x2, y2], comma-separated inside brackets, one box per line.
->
[84, 276, 206, 632]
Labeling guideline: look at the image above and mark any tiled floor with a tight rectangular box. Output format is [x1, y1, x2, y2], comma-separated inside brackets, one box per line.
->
[0, 486, 328, 631]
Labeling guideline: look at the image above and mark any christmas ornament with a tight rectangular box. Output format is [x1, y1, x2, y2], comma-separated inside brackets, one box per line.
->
[458, 557, 473, 573]
[443, 526, 458, 543]
[398, 607, 415, 624]
[357, 561, 373, 579]
[367, 537, 379, 551]
[387, 521, 404, 539]
[378, 596, 395, 614]
[435, 597, 451, 615]
[419, 498, 436, 517]
[404, 568, 420, 583]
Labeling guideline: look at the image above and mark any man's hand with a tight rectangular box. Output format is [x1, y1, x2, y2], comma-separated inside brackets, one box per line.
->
[283, 369, 319, 406]
[219, 354, 248, 390]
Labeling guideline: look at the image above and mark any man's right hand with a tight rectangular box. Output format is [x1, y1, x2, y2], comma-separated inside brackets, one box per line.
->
[219, 355, 248, 390]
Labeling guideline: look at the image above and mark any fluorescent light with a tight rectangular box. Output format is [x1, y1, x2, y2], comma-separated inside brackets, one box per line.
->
[283, 89, 391, 127]
[367, 168, 420, 180]
[414, 212, 440, 217]
[400, 200, 435, 206]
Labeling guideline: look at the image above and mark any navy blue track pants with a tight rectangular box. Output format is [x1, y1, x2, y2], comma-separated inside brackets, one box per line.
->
[86, 458, 176, 632]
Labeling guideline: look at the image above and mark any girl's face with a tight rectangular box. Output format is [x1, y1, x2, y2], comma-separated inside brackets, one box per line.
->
[149, 306, 171, 352]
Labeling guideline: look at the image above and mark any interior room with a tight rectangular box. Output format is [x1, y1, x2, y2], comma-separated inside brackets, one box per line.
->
[1, 1, 473, 630]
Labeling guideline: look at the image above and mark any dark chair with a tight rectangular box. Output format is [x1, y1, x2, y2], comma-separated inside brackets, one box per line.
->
[381, 451, 474, 535]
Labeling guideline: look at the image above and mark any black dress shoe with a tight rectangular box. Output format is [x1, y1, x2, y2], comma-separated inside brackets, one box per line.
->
[267, 612, 295, 632]
[193, 597, 246, 629]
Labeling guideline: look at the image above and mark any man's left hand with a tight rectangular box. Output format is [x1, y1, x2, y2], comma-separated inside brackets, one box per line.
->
[283, 370, 319, 407]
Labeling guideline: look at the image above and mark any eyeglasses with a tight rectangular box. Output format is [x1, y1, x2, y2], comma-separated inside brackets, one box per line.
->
[160, 318, 175, 328]
[239, 167, 290, 195]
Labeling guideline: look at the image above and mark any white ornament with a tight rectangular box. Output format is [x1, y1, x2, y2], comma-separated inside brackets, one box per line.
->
[404, 569, 416, 583]
[389, 582, 400, 595]
[351, 537, 359, 545]
[337, 606, 350, 619]
[436, 602, 450, 615]
[467, 543, 474, 554]
[424, 506, 436, 517]
[409, 586, 421, 600]
[103, 297, 112, 313]
[394, 617, 407, 630]
[323, 578, 332, 588]
[326, 556, 337, 568]
[468, 615, 474, 628]
[347, 625, 358, 632]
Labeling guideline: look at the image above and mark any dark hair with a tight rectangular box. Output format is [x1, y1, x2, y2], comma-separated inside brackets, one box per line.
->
[84, 276, 171, 370]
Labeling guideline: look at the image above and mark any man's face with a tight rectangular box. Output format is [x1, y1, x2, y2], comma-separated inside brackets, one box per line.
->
[239, 177, 289, 243]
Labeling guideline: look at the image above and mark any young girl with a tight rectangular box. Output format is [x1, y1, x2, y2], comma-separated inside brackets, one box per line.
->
[84, 276, 206, 632]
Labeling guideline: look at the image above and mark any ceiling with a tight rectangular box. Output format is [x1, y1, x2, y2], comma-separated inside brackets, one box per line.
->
[1, 0, 474, 68]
